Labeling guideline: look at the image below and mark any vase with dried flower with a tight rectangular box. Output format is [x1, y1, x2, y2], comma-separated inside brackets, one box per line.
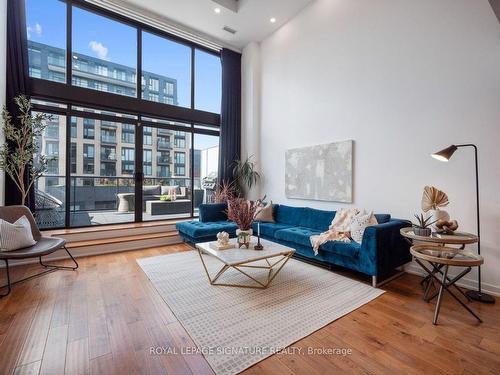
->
[227, 198, 257, 248]
[421, 186, 450, 230]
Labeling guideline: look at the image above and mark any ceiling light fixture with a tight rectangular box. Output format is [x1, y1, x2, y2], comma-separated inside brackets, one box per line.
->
[214, 7, 221, 14]
[270, 17, 276, 23]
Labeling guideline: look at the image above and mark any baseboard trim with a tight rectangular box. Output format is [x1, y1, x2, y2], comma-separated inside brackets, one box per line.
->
[0, 235, 183, 268]
[404, 263, 500, 297]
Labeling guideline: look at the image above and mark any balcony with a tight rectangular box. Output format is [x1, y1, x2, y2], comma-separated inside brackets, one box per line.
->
[157, 129, 171, 136]
[34, 175, 210, 229]
[157, 156, 170, 165]
[157, 140, 171, 150]
[101, 135, 117, 144]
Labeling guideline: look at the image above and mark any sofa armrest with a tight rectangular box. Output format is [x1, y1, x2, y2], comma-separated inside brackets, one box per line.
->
[360, 219, 412, 276]
[198, 203, 228, 222]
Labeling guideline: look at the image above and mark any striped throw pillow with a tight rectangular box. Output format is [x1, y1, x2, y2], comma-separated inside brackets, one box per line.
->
[0, 215, 36, 251]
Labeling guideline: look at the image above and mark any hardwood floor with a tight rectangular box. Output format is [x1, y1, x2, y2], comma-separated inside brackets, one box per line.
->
[0, 244, 499, 375]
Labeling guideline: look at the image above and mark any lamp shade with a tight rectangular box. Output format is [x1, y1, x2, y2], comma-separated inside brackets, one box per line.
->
[431, 145, 458, 162]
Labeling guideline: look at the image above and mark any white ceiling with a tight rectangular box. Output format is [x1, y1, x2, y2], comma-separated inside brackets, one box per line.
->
[120, 0, 315, 50]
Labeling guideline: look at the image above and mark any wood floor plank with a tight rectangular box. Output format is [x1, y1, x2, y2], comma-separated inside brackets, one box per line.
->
[65, 337, 90, 375]
[0, 244, 498, 375]
[39, 324, 68, 375]
[17, 293, 56, 366]
[0, 307, 37, 375]
[13, 360, 41, 375]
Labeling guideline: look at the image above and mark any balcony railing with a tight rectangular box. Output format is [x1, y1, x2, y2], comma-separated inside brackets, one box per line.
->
[157, 156, 170, 165]
[157, 140, 171, 150]
[101, 136, 117, 144]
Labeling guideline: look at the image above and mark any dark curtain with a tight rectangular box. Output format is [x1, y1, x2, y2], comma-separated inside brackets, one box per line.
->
[218, 48, 241, 183]
[5, 0, 32, 208]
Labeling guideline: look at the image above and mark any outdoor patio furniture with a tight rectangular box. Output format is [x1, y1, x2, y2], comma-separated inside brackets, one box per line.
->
[0, 205, 78, 297]
[145, 199, 191, 215]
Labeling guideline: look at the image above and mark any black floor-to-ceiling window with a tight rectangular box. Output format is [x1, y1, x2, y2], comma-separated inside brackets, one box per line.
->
[25, 0, 222, 229]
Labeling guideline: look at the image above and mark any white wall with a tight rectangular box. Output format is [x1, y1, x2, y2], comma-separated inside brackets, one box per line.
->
[0, 0, 7, 206]
[245, 0, 500, 293]
[241, 41, 262, 200]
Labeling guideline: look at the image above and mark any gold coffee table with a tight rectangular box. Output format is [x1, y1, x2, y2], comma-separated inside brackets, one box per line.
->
[411, 244, 483, 325]
[196, 238, 295, 289]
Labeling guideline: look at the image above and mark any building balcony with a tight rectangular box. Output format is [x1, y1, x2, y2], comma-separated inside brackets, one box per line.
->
[101, 136, 117, 144]
[157, 157, 171, 165]
[157, 140, 171, 150]
[157, 129, 171, 136]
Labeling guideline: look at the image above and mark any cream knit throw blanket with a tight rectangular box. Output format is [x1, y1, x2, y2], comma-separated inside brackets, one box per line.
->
[310, 208, 359, 255]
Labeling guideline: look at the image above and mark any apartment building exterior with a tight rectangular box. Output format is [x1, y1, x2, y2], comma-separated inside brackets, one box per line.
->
[31, 41, 192, 208]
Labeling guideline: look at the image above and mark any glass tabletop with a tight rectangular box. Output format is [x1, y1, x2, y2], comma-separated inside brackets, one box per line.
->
[410, 244, 483, 266]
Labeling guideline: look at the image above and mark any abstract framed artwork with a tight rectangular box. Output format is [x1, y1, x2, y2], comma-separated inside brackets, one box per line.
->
[285, 140, 353, 203]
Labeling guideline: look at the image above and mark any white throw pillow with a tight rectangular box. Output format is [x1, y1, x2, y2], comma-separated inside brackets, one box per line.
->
[0, 215, 36, 251]
[350, 211, 378, 243]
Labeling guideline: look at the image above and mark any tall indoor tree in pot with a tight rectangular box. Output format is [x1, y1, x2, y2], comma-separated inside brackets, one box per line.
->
[232, 155, 261, 197]
[0, 95, 50, 206]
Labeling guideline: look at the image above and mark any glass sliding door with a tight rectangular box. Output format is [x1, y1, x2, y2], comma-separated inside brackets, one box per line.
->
[193, 133, 220, 213]
[141, 121, 192, 221]
[34, 112, 67, 229]
[69, 113, 137, 226]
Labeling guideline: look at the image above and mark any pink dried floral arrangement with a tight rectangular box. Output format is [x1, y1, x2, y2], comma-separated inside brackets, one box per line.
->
[227, 198, 257, 230]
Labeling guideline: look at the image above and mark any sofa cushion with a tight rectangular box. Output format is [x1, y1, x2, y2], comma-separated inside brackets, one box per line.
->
[198, 203, 228, 222]
[299, 207, 335, 231]
[320, 240, 360, 259]
[143, 185, 161, 196]
[274, 227, 322, 247]
[374, 213, 391, 224]
[176, 220, 237, 239]
[252, 222, 294, 237]
[274, 205, 305, 226]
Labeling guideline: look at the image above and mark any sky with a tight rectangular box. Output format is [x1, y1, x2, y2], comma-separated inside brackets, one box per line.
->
[25, 0, 222, 115]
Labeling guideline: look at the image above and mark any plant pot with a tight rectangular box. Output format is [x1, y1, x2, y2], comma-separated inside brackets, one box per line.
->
[427, 209, 450, 230]
[414, 227, 432, 237]
[236, 228, 253, 249]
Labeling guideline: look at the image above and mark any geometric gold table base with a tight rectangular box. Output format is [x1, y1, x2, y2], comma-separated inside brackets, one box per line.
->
[196, 248, 293, 289]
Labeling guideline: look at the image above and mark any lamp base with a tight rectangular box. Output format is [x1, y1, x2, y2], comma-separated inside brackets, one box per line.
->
[466, 290, 496, 304]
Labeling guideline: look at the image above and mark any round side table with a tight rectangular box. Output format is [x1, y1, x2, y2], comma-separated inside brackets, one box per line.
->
[400, 227, 479, 247]
[410, 244, 483, 325]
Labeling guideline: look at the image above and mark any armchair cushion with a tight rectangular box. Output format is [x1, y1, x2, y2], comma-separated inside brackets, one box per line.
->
[0, 236, 66, 259]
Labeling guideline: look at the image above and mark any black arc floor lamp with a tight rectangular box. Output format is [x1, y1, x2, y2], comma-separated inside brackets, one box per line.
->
[431, 144, 495, 304]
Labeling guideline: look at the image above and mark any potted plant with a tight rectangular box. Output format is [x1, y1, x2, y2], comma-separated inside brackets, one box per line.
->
[413, 213, 438, 237]
[232, 155, 261, 196]
[227, 198, 258, 248]
[0, 95, 51, 205]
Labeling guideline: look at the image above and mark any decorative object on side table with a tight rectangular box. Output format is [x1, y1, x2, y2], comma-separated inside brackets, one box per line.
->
[431, 144, 495, 304]
[435, 219, 459, 234]
[421, 186, 450, 229]
[254, 222, 264, 250]
[227, 198, 258, 249]
[412, 213, 437, 237]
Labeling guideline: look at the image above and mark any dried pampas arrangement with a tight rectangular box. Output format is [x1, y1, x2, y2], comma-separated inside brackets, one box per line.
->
[421, 186, 449, 212]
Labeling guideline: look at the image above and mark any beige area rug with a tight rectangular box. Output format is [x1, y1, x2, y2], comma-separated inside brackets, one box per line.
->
[137, 250, 384, 375]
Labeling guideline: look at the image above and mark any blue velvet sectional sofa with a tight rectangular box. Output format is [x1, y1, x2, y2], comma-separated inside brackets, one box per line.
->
[177, 203, 411, 286]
